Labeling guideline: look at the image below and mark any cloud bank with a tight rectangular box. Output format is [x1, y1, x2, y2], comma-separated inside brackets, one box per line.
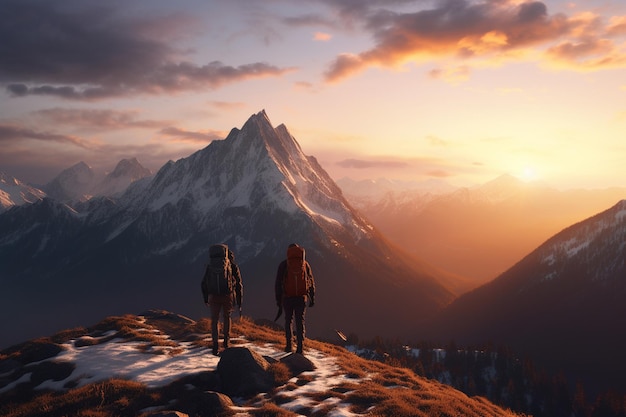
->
[0, 1, 293, 100]
[320, 0, 626, 81]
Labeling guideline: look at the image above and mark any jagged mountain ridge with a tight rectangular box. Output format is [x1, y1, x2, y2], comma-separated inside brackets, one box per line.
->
[427, 200, 626, 393]
[0, 110, 457, 349]
[0, 172, 46, 212]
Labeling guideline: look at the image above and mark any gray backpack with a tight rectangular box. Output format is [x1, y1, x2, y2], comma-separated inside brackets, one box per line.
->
[203, 244, 232, 296]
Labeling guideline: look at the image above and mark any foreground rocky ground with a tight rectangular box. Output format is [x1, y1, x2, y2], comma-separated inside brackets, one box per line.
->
[0, 310, 520, 417]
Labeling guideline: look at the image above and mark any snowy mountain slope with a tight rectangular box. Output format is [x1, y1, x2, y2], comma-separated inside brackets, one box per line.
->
[428, 200, 626, 393]
[0, 310, 518, 417]
[0, 172, 46, 212]
[0, 110, 457, 350]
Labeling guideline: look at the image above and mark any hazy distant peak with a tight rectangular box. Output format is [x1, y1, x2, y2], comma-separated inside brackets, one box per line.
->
[92, 158, 153, 197]
[43, 161, 96, 202]
[108, 158, 152, 179]
[62, 161, 94, 180]
[337, 176, 456, 200]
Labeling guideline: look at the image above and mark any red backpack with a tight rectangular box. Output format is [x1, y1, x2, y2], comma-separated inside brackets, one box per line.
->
[283, 245, 308, 297]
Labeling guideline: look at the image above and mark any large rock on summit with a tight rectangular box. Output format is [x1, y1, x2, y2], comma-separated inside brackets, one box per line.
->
[216, 347, 274, 397]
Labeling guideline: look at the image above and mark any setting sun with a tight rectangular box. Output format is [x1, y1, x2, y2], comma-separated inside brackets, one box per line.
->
[520, 166, 539, 182]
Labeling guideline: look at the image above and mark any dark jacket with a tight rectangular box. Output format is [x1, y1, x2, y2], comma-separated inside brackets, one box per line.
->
[275, 259, 315, 306]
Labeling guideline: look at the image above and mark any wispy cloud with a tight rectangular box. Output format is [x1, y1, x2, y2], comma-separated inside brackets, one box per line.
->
[0, 124, 93, 149]
[336, 158, 408, 169]
[329, 151, 484, 181]
[426, 135, 450, 147]
[313, 32, 333, 41]
[159, 127, 225, 143]
[34, 108, 169, 130]
[209, 101, 247, 111]
[429, 66, 472, 83]
[0, 1, 294, 100]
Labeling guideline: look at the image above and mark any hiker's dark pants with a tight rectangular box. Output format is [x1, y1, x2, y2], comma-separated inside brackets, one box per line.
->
[209, 294, 233, 349]
[283, 296, 306, 350]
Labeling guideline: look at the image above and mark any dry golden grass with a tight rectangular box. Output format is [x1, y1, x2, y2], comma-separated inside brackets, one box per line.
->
[245, 402, 299, 416]
[267, 362, 292, 386]
[1, 379, 151, 417]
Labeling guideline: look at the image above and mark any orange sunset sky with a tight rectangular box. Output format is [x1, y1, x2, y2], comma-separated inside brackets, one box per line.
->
[1, 0, 625, 189]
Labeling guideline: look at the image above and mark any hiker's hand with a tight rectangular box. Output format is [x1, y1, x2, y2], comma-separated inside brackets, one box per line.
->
[308, 300, 315, 308]
[204, 302, 209, 307]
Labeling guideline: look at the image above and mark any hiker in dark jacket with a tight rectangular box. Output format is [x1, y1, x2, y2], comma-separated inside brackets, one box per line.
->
[275, 243, 315, 354]
[202, 245, 243, 355]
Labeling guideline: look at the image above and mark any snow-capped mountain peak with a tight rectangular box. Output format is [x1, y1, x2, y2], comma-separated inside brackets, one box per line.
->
[128, 110, 369, 238]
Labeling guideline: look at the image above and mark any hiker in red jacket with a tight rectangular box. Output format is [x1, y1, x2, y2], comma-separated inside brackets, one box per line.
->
[275, 243, 315, 354]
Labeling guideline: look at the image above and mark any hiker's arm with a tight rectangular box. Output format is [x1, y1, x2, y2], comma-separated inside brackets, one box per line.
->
[275, 261, 286, 306]
[306, 263, 315, 306]
[233, 264, 243, 306]
[201, 269, 209, 305]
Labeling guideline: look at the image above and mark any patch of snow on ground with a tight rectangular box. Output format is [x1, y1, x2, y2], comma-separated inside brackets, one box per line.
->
[263, 344, 363, 416]
[0, 373, 32, 395]
[40, 339, 215, 389]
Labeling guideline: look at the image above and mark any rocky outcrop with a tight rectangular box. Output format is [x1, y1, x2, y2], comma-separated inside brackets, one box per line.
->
[216, 347, 274, 398]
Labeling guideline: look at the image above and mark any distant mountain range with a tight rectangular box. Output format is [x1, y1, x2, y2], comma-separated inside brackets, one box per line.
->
[0, 110, 458, 349]
[0, 158, 152, 210]
[427, 199, 626, 393]
[340, 174, 626, 288]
